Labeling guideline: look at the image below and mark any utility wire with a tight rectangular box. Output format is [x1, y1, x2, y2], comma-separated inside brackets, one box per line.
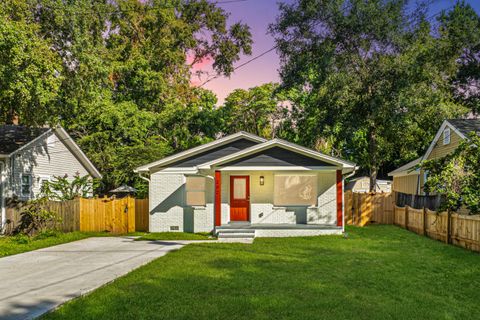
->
[198, 3, 458, 87]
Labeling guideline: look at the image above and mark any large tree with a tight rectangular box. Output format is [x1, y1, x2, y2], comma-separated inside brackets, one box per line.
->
[271, 0, 475, 190]
[218, 83, 286, 138]
[0, 15, 62, 125]
[0, 0, 252, 192]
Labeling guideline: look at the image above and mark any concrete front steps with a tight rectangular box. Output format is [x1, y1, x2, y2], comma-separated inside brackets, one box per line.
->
[215, 222, 255, 240]
[216, 228, 255, 240]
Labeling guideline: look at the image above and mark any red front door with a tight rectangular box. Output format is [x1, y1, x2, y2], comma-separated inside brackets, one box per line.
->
[230, 176, 250, 221]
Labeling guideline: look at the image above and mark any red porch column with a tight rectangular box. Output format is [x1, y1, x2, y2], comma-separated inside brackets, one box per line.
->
[214, 170, 221, 227]
[336, 170, 343, 227]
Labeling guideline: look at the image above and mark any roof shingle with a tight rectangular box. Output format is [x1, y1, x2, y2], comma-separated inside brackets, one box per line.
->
[0, 125, 49, 154]
[447, 119, 480, 137]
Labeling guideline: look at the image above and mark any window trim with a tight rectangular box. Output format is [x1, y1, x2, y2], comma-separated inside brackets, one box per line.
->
[20, 174, 32, 197]
[185, 175, 207, 207]
[443, 128, 451, 145]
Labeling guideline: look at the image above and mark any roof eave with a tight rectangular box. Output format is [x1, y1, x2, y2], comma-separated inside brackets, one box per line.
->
[134, 132, 267, 172]
[198, 139, 356, 170]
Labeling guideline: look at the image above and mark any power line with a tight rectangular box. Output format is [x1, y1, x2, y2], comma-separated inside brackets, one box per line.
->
[198, 3, 458, 87]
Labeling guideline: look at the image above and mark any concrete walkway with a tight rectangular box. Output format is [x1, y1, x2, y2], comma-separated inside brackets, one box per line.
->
[0, 237, 200, 320]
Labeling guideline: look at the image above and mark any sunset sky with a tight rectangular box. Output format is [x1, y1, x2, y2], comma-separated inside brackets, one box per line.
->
[193, 0, 480, 105]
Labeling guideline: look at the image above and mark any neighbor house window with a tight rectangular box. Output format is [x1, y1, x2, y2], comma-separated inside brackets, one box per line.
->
[185, 176, 206, 206]
[21, 174, 32, 197]
[443, 128, 451, 145]
[273, 174, 317, 206]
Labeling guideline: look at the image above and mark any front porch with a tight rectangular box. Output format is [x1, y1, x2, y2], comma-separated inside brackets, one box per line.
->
[210, 169, 344, 229]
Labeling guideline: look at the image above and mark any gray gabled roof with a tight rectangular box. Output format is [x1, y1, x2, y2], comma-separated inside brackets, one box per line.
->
[0, 125, 49, 154]
[388, 157, 421, 176]
[447, 119, 480, 137]
[109, 185, 137, 193]
[134, 131, 267, 172]
[0, 124, 102, 179]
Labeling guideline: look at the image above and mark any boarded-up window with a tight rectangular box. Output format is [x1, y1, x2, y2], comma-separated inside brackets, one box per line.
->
[274, 174, 317, 206]
[186, 176, 206, 206]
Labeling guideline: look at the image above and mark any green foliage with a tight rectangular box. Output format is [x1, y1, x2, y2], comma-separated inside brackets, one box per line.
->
[421, 132, 480, 214]
[0, 0, 252, 192]
[14, 197, 59, 236]
[218, 83, 286, 139]
[0, 15, 62, 124]
[271, 0, 475, 188]
[41, 173, 98, 201]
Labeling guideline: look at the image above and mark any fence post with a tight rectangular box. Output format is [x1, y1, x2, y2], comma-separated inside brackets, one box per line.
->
[405, 206, 409, 230]
[422, 207, 427, 236]
[446, 211, 451, 244]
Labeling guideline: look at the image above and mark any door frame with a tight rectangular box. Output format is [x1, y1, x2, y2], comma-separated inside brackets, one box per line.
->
[229, 175, 250, 222]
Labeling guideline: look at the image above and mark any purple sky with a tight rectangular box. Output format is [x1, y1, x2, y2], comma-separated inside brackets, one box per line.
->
[197, 0, 480, 104]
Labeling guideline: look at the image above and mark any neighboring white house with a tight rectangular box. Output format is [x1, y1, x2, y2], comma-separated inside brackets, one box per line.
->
[345, 176, 392, 193]
[0, 125, 102, 230]
[135, 132, 357, 238]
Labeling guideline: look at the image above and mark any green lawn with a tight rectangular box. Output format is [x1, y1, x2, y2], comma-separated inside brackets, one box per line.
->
[0, 231, 111, 257]
[135, 232, 215, 241]
[43, 225, 480, 320]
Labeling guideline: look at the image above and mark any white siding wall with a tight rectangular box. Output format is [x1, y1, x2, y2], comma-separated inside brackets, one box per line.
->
[148, 169, 339, 233]
[8, 132, 91, 200]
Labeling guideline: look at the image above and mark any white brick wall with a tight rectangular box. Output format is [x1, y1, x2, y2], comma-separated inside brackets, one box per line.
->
[149, 173, 186, 232]
[255, 228, 342, 237]
[309, 172, 337, 224]
[148, 169, 339, 233]
[149, 172, 216, 233]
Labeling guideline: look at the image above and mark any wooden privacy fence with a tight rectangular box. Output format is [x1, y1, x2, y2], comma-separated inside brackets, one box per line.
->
[393, 205, 480, 252]
[344, 191, 394, 226]
[5, 197, 149, 234]
[345, 191, 480, 253]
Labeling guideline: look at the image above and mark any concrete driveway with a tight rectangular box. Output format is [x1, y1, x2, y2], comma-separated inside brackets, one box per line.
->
[0, 237, 195, 320]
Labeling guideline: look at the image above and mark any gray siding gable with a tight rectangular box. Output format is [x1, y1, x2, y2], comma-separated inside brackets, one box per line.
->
[170, 138, 258, 167]
[218, 146, 335, 167]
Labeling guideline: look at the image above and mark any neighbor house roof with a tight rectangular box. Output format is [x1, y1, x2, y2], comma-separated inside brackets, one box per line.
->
[388, 157, 421, 176]
[0, 125, 49, 154]
[109, 185, 137, 193]
[0, 125, 102, 178]
[446, 119, 480, 137]
[389, 118, 480, 177]
[422, 118, 480, 161]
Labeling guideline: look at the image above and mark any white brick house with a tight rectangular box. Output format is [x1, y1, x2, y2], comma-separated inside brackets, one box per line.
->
[135, 132, 357, 238]
[0, 125, 102, 230]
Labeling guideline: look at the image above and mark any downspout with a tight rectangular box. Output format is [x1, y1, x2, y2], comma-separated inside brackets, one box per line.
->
[343, 166, 358, 233]
[0, 160, 5, 233]
[138, 172, 150, 183]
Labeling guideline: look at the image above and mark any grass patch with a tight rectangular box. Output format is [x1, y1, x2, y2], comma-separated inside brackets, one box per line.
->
[135, 232, 215, 241]
[0, 231, 146, 257]
[0, 231, 109, 257]
[42, 225, 480, 320]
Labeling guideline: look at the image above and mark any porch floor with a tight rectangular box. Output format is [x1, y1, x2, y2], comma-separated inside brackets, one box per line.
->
[216, 223, 341, 230]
